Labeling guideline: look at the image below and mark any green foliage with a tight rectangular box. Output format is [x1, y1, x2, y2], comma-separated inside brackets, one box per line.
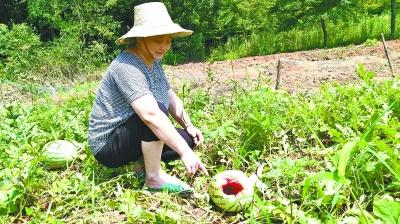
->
[34, 33, 108, 81]
[0, 181, 22, 215]
[1, 70, 400, 222]
[0, 23, 40, 59]
[337, 140, 358, 178]
[0, 0, 128, 83]
[0, 22, 108, 83]
[0, 23, 41, 80]
[173, 67, 400, 222]
[270, 0, 364, 29]
[27, 0, 121, 44]
[0, 0, 28, 25]
[373, 195, 400, 223]
[211, 12, 399, 61]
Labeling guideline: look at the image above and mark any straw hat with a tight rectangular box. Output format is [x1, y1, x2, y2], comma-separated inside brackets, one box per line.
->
[115, 2, 193, 45]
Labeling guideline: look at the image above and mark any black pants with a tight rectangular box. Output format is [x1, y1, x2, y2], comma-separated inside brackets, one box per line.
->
[94, 102, 195, 168]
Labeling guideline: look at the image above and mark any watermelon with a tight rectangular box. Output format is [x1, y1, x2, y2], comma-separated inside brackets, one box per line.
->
[208, 170, 254, 212]
[42, 140, 79, 169]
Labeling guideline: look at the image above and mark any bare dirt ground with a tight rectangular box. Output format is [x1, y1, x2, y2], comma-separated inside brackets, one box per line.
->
[165, 40, 400, 95]
[1, 40, 399, 105]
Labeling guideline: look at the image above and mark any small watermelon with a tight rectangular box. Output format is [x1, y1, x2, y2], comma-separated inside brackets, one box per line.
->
[42, 140, 79, 169]
[208, 170, 254, 212]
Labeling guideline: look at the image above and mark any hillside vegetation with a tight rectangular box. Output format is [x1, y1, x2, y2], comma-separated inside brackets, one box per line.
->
[1, 0, 399, 84]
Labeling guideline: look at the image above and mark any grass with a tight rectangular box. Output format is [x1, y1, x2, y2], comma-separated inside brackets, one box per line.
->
[0, 67, 399, 223]
[210, 13, 400, 61]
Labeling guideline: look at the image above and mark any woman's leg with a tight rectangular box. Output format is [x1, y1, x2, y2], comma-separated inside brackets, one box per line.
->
[142, 140, 191, 189]
[94, 102, 195, 173]
[141, 140, 163, 185]
[140, 103, 194, 188]
[94, 115, 144, 168]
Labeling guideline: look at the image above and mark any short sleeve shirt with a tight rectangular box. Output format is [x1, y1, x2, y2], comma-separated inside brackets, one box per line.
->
[88, 50, 170, 155]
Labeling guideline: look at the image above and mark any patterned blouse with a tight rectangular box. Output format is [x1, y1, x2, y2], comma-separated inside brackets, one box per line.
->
[88, 50, 170, 155]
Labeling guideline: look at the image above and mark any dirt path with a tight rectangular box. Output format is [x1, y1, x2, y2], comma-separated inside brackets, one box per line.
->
[165, 40, 400, 95]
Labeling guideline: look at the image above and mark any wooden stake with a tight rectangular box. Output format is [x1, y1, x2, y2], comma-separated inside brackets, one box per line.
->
[275, 59, 282, 90]
[230, 60, 235, 79]
[381, 33, 396, 78]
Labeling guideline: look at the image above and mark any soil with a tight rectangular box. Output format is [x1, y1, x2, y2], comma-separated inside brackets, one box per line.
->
[164, 40, 400, 95]
[1, 40, 399, 106]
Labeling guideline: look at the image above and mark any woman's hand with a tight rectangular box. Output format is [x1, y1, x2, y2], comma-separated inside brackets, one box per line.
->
[185, 126, 204, 146]
[181, 151, 208, 176]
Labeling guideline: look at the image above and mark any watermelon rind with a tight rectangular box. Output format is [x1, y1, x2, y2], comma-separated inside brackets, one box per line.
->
[42, 140, 79, 169]
[208, 170, 254, 212]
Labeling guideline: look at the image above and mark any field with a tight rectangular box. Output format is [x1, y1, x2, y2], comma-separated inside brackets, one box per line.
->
[1, 40, 400, 223]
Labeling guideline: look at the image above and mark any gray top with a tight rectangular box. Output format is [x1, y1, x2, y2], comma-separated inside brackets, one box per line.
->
[88, 50, 170, 155]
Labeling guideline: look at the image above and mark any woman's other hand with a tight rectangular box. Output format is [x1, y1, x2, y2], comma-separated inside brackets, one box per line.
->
[186, 126, 203, 146]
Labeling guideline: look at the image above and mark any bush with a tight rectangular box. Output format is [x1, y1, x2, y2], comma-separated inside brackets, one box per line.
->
[0, 23, 109, 83]
[0, 23, 41, 81]
[163, 34, 206, 65]
[35, 32, 108, 82]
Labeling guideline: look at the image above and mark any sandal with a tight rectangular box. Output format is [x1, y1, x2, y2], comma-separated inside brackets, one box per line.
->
[148, 182, 193, 194]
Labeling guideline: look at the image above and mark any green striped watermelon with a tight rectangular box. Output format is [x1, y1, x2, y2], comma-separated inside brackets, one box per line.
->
[208, 170, 254, 212]
[42, 140, 79, 169]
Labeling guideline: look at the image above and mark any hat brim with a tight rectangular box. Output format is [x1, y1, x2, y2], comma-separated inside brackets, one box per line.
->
[115, 24, 193, 45]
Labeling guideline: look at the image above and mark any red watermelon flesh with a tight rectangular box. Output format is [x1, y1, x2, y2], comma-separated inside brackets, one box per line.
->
[222, 178, 244, 195]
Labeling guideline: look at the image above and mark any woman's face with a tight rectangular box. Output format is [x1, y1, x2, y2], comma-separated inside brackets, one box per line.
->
[142, 35, 172, 60]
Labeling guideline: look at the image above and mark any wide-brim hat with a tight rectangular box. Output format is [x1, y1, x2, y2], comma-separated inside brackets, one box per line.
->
[115, 2, 193, 45]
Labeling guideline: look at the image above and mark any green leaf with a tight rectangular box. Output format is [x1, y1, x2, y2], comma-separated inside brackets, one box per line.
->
[373, 195, 400, 224]
[361, 99, 399, 142]
[356, 64, 376, 83]
[25, 207, 33, 216]
[366, 147, 400, 182]
[337, 140, 358, 178]
[156, 208, 181, 223]
[302, 171, 339, 198]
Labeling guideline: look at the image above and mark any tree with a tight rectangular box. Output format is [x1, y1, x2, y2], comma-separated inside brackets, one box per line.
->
[164, 0, 276, 60]
[269, 0, 363, 48]
[0, 0, 28, 25]
[391, 0, 396, 37]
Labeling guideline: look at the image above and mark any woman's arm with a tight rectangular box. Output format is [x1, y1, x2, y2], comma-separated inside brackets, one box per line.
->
[131, 94, 207, 175]
[168, 89, 193, 129]
[168, 89, 204, 146]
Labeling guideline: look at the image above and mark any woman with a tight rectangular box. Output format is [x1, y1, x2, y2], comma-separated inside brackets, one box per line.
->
[88, 2, 208, 193]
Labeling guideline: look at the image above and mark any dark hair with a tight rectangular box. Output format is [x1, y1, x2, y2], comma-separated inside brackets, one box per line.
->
[126, 38, 137, 48]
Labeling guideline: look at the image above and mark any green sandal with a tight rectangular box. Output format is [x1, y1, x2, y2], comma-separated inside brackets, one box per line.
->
[148, 183, 193, 194]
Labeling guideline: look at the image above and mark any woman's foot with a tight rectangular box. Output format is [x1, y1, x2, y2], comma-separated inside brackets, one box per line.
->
[133, 160, 144, 175]
[146, 171, 191, 191]
[126, 159, 145, 177]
